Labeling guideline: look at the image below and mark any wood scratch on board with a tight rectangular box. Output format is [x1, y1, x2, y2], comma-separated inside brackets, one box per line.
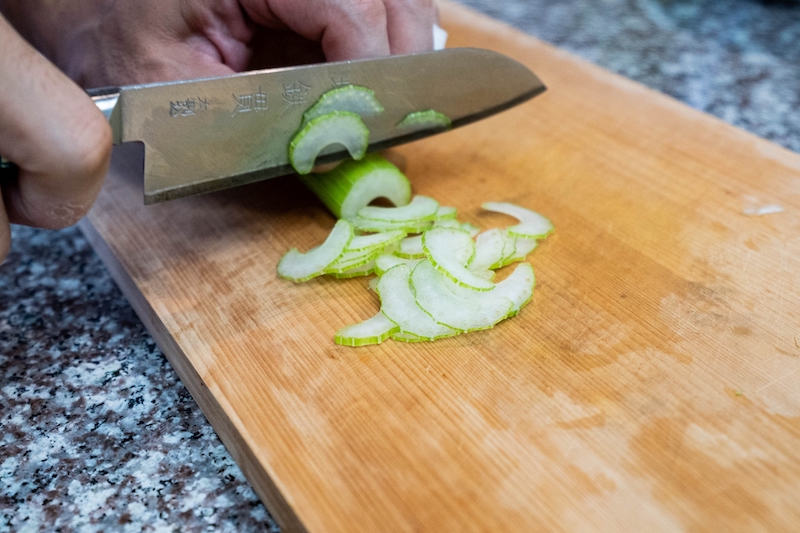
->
[741, 248, 754, 276]
[707, 295, 734, 375]
[754, 365, 800, 394]
[770, 243, 789, 327]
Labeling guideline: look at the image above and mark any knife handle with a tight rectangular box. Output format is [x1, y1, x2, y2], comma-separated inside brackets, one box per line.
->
[0, 87, 120, 186]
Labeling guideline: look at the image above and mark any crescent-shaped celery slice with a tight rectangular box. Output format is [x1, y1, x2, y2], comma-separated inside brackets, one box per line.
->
[422, 228, 494, 291]
[378, 264, 458, 340]
[303, 85, 384, 126]
[335, 311, 399, 346]
[411, 260, 512, 331]
[289, 111, 369, 175]
[482, 202, 554, 239]
[444, 262, 536, 317]
[277, 219, 353, 282]
[356, 195, 439, 223]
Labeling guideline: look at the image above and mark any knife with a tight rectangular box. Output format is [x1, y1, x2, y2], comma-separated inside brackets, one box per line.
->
[1, 48, 545, 204]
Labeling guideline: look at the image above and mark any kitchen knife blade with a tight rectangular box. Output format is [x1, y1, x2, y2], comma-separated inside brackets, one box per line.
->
[4, 48, 546, 204]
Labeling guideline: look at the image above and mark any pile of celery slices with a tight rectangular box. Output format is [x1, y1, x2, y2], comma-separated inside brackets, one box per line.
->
[278, 85, 553, 346]
[278, 155, 553, 346]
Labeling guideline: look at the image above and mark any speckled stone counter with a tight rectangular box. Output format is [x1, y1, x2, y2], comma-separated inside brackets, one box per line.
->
[2, 1, 799, 531]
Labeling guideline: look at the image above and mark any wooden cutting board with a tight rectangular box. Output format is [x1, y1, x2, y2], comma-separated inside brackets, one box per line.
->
[80, 2, 800, 531]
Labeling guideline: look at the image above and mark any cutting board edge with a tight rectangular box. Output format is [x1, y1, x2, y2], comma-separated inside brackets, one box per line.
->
[78, 217, 309, 533]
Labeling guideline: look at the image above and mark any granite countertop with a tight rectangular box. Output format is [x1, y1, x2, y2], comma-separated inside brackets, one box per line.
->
[2, 0, 799, 531]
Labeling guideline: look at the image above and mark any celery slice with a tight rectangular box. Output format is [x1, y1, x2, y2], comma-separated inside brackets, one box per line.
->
[277, 219, 353, 281]
[375, 254, 422, 275]
[397, 109, 452, 133]
[396, 235, 424, 259]
[303, 85, 384, 126]
[377, 264, 458, 340]
[335, 311, 398, 346]
[411, 260, 512, 331]
[469, 228, 507, 273]
[423, 227, 474, 265]
[329, 261, 375, 279]
[391, 331, 426, 343]
[324, 248, 379, 274]
[300, 154, 411, 219]
[482, 202, 554, 239]
[368, 276, 380, 293]
[461, 222, 481, 238]
[346, 230, 406, 252]
[422, 228, 494, 291]
[435, 206, 458, 220]
[289, 111, 369, 175]
[491, 230, 519, 269]
[351, 216, 433, 234]
[356, 195, 439, 223]
[432, 219, 460, 229]
[445, 262, 536, 317]
[501, 237, 538, 266]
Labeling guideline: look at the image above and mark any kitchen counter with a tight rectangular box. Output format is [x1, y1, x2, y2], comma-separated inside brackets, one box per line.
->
[1, 1, 798, 531]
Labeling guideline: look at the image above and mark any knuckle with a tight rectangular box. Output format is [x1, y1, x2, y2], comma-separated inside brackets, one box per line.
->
[68, 114, 113, 181]
[388, 0, 434, 14]
[25, 113, 111, 230]
[345, 0, 387, 28]
[35, 201, 90, 230]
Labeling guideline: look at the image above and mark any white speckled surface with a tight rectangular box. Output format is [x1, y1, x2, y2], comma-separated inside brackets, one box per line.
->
[1, 1, 799, 530]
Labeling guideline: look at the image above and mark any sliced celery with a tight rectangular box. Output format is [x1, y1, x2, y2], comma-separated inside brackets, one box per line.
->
[356, 195, 439, 223]
[390, 331, 426, 343]
[396, 234, 425, 259]
[411, 260, 512, 331]
[397, 109, 452, 133]
[375, 254, 422, 276]
[346, 230, 406, 252]
[469, 229, 507, 273]
[422, 228, 494, 291]
[335, 311, 398, 346]
[277, 220, 353, 282]
[377, 264, 458, 340]
[324, 248, 379, 274]
[303, 85, 384, 126]
[434, 206, 458, 220]
[503, 237, 538, 266]
[299, 154, 411, 219]
[351, 216, 433, 234]
[289, 111, 369, 175]
[482, 202, 554, 239]
[460, 222, 481, 237]
[444, 262, 536, 317]
[329, 261, 376, 279]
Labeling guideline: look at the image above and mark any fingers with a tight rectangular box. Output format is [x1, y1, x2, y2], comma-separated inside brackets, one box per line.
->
[0, 16, 112, 230]
[240, 0, 387, 60]
[384, 0, 436, 54]
[241, 0, 436, 61]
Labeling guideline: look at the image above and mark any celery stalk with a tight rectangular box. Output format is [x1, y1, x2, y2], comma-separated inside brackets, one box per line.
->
[299, 154, 411, 219]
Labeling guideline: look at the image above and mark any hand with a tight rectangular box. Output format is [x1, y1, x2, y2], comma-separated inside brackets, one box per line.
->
[0, 0, 437, 263]
[0, 15, 111, 262]
[5, 0, 438, 87]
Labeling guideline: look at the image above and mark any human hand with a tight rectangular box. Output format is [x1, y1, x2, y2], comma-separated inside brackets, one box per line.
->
[0, 15, 111, 262]
[7, 0, 438, 87]
[0, 0, 437, 263]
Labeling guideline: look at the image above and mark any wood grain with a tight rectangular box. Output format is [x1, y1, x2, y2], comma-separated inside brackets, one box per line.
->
[81, 2, 800, 531]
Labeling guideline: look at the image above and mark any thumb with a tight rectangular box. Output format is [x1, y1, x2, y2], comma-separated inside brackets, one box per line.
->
[0, 15, 112, 229]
